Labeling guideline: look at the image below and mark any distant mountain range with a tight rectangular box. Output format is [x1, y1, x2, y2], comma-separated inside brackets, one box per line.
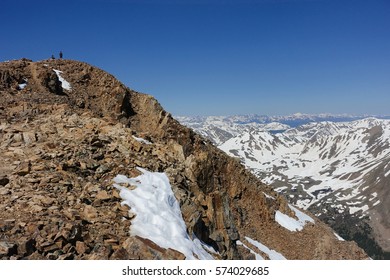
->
[176, 113, 390, 144]
[177, 114, 390, 259]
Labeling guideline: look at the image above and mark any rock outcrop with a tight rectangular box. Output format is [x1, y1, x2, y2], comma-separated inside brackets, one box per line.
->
[0, 59, 368, 259]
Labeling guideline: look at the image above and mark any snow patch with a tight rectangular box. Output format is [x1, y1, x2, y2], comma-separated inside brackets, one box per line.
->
[263, 192, 275, 200]
[113, 168, 213, 260]
[245, 237, 286, 260]
[18, 79, 28, 90]
[334, 232, 345, 241]
[193, 236, 219, 256]
[236, 240, 264, 260]
[132, 135, 152, 145]
[349, 204, 369, 215]
[275, 186, 288, 192]
[53, 69, 71, 90]
[373, 200, 380, 207]
[369, 192, 378, 201]
[275, 204, 314, 231]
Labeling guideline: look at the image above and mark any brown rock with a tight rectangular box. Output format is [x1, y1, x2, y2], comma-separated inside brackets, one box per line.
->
[0, 241, 17, 257]
[17, 238, 36, 257]
[63, 208, 81, 221]
[163, 248, 186, 260]
[26, 223, 40, 235]
[69, 224, 83, 243]
[58, 253, 75, 260]
[122, 237, 164, 260]
[87, 244, 112, 260]
[82, 205, 98, 223]
[16, 161, 31, 176]
[29, 205, 43, 213]
[43, 243, 61, 253]
[27, 251, 47, 260]
[22, 131, 36, 145]
[54, 223, 73, 241]
[112, 189, 121, 198]
[0, 188, 11, 195]
[96, 190, 110, 201]
[75, 241, 87, 255]
[0, 175, 9, 186]
[41, 196, 55, 206]
[110, 248, 129, 260]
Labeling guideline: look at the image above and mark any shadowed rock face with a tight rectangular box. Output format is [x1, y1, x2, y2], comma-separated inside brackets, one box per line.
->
[0, 59, 368, 260]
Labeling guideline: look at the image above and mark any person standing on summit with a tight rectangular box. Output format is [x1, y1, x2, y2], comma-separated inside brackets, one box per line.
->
[59, 51, 63, 59]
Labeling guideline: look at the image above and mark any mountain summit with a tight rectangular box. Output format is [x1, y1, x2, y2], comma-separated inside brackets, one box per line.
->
[0, 59, 367, 259]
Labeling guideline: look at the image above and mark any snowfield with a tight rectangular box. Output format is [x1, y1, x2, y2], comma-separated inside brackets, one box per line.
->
[275, 205, 315, 231]
[245, 236, 286, 260]
[215, 118, 390, 217]
[113, 168, 214, 260]
[179, 115, 390, 257]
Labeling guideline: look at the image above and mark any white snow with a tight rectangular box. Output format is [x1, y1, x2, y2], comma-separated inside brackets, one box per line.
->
[18, 79, 27, 89]
[349, 204, 369, 215]
[53, 69, 71, 90]
[209, 117, 390, 216]
[236, 240, 264, 260]
[373, 200, 380, 207]
[113, 168, 214, 260]
[245, 237, 286, 260]
[334, 232, 345, 241]
[296, 199, 311, 209]
[193, 235, 219, 256]
[132, 135, 152, 145]
[275, 186, 288, 192]
[264, 122, 290, 131]
[369, 192, 378, 201]
[275, 204, 314, 231]
[263, 192, 275, 200]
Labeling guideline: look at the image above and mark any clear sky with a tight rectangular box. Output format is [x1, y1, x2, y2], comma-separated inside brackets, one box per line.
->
[2, 0, 389, 116]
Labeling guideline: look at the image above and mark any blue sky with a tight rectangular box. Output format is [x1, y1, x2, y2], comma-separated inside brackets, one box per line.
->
[2, 0, 389, 116]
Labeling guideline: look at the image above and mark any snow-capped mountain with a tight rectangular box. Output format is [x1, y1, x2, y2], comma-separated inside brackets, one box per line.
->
[176, 114, 390, 143]
[176, 113, 390, 146]
[175, 116, 291, 146]
[178, 115, 390, 259]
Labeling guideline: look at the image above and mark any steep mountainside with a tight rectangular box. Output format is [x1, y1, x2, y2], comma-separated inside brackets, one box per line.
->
[0, 59, 367, 260]
[182, 116, 390, 259]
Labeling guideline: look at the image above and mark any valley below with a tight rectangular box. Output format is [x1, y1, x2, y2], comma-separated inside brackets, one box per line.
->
[178, 114, 390, 259]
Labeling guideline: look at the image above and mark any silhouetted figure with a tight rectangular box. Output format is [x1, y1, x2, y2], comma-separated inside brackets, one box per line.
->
[51, 54, 55, 59]
[59, 51, 63, 59]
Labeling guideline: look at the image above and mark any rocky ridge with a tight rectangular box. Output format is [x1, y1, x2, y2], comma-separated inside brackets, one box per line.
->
[0, 58, 367, 259]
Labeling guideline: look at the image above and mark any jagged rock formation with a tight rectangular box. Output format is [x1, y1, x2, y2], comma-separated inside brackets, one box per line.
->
[0, 59, 368, 260]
